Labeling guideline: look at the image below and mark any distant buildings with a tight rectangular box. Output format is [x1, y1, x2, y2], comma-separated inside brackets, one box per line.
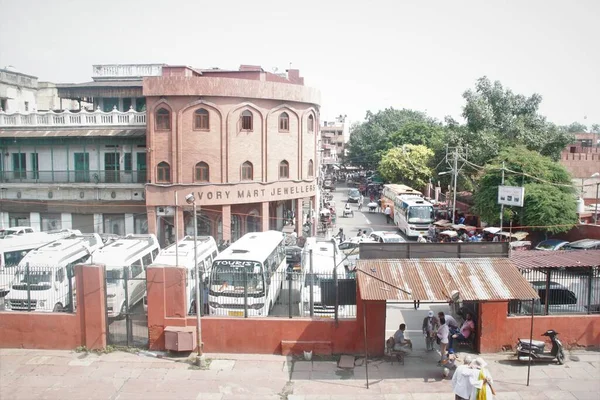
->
[320, 115, 349, 170]
[560, 132, 600, 201]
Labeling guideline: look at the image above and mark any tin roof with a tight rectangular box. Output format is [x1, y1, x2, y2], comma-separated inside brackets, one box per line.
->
[510, 250, 600, 269]
[356, 258, 539, 302]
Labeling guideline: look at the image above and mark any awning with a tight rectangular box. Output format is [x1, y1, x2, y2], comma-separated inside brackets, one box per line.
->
[356, 258, 539, 302]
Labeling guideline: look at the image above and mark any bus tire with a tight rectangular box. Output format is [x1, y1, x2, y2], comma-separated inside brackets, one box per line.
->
[53, 303, 63, 312]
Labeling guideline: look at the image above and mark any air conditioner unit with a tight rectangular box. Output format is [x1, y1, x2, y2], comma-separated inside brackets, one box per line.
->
[156, 206, 175, 216]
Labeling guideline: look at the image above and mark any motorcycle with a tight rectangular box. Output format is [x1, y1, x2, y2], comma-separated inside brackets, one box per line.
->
[342, 205, 354, 218]
[516, 330, 565, 364]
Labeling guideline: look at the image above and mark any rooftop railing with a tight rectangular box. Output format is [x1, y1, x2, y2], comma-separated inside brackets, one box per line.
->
[0, 107, 146, 127]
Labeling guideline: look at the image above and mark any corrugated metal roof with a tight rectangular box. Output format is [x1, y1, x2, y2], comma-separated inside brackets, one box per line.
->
[0, 129, 145, 138]
[510, 250, 600, 269]
[356, 258, 539, 302]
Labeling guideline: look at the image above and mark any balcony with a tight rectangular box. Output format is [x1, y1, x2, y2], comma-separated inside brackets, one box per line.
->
[1, 170, 147, 184]
[92, 64, 164, 81]
[0, 108, 146, 128]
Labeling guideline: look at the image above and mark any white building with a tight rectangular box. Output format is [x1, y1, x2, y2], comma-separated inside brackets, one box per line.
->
[0, 67, 38, 113]
[320, 115, 349, 166]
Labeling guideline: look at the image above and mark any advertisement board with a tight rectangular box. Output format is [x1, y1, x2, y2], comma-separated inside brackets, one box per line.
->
[498, 186, 525, 207]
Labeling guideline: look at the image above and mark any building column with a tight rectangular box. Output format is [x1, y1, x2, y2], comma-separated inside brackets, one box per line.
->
[0, 212, 8, 229]
[93, 214, 104, 234]
[222, 205, 231, 242]
[295, 198, 302, 237]
[125, 213, 135, 235]
[175, 206, 184, 240]
[61, 213, 72, 230]
[261, 201, 269, 232]
[147, 207, 157, 237]
[30, 212, 41, 231]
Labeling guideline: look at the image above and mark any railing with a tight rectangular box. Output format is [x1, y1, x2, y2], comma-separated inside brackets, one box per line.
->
[0, 170, 147, 184]
[92, 64, 163, 79]
[0, 107, 146, 127]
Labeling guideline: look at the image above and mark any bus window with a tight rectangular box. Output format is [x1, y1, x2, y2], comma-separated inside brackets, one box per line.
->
[4, 250, 30, 267]
[131, 260, 143, 278]
[152, 248, 159, 260]
[212, 250, 218, 259]
[142, 253, 153, 268]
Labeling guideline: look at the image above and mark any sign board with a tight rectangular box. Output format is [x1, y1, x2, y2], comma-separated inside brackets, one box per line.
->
[498, 186, 525, 207]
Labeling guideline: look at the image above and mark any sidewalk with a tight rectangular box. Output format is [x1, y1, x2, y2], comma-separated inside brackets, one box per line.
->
[0, 348, 598, 399]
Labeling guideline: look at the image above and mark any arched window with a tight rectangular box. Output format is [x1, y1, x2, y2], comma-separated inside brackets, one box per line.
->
[231, 214, 242, 242]
[247, 210, 260, 233]
[308, 159, 314, 177]
[193, 108, 209, 130]
[194, 162, 209, 182]
[279, 160, 289, 179]
[241, 110, 253, 130]
[279, 112, 289, 132]
[156, 161, 171, 183]
[156, 108, 171, 130]
[241, 161, 253, 180]
[307, 115, 314, 133]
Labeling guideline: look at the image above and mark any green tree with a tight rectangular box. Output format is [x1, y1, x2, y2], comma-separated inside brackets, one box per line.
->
[473, 146, 577, 233]
[565, 121, 587, 133]
[378, 145, 434, 190]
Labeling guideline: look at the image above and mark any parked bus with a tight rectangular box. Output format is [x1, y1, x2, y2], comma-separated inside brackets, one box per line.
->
[150, 236, 218, 314]
[381, 184, 423, 216]
[208, 231, 286, 317]
[394, 196, 435, 238]
[299, 237, 354, 318]
[90, 234, 160, 318]
[4, 233, 104, 312]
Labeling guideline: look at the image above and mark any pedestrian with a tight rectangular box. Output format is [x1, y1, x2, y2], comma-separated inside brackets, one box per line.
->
[384, 205, 392, 224]
[451, 355, 474, 400]
[422, 310, 439, 351]
[437, 317, 449, 364]
[468, 357, 496, 399]
[438, 312, 460, 336]
[417, 234, 427, 243]
[358, 200, 363, 212]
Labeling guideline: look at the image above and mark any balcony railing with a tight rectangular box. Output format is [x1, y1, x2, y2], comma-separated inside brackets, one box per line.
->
[0, 170, 147, 184]
[0, 108, 146, 127]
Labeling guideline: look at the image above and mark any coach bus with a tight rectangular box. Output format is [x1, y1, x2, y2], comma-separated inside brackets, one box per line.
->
[380, 184, 423, 216]
[394, 196, 435, 238]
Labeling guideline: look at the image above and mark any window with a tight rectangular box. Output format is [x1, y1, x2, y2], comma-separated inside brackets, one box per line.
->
[0, 98, 6, 111]
[241, 161, 253, 181]
[142, 253, 153, 269]
[308, 159, 314, 177]
[247, 210, 260, 233]
[103, 214, 125, 235]
[279, 160, 289, 179]
[241, 110, 253, 130]
[194, 162, 209, 182]
[279, 112, 289, 132]
[134, 215, 148, 234]
[40, 213, 61, 231]
[194, 108, 210, 130]
[31, 153, 39, 180]
[12, 153, 26, 179]
[308, 115, 314, 132]
[231, 215, 242, 242]
[131, 260, 143, 277]
[157, 161, 171, 183]
[124, 153, 132, 172]
[155, 108, 171, 130]
[24, 101, 29, 112]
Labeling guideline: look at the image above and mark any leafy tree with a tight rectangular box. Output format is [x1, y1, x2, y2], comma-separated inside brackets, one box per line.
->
[591, 124, 600, 134]
[565, 121, 588, 133]
[378, 145, 434, 190]
[473, 146, 577, 233]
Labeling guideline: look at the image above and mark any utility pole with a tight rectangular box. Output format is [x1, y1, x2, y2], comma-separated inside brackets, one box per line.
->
[499, 161, 505, 232]
[452, 148, 458, 224]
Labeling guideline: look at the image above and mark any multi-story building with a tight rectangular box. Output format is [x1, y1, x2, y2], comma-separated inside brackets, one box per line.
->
[320, 115, 348, 168]
[560, 132, 600, 201]
[144, 65, 320, 245]
[0, 64, 159, 233]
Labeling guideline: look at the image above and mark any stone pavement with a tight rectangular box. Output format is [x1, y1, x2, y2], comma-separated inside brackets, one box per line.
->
[0, 348, 599, 399]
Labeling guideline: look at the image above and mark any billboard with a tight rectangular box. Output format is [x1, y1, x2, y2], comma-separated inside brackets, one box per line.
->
[498, 186, 525, 207]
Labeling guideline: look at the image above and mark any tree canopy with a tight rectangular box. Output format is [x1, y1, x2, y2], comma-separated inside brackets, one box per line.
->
[472, 146, 577, 233]
[378, 145, 434, 190]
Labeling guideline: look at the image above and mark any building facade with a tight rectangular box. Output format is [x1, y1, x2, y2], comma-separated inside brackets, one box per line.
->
[320, 115, 348, 167]
[560, 132, 600, 201]
[144, 65, 320, 245]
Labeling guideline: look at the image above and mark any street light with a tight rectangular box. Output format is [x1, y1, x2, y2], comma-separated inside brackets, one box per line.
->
[592, 172, 600, 225]
[185, 193, 204, 363]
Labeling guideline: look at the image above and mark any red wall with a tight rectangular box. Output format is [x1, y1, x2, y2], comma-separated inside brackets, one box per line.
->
[147, 266, 387, 356]
[478, 302, 600, 352]
[0, 265, 107, 350]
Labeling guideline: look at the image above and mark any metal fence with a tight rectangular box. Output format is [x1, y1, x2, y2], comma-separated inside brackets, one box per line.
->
[359, 242, 510, 260]
[0, 264, 75, 313]
[203, 270, 357, 319]
[509, 267, 600, 316]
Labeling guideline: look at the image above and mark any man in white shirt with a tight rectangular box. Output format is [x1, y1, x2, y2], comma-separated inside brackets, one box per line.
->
[438, 312, 460, 336]
[451, 355, 474, 400]
[384, 205, 392, 223]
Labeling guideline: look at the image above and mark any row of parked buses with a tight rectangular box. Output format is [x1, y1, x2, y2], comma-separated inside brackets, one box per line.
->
[381, 184, 435, 238]
[0, 228, 352, 318]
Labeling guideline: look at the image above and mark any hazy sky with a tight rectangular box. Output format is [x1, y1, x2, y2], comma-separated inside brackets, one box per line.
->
[1, 0, 598, 127]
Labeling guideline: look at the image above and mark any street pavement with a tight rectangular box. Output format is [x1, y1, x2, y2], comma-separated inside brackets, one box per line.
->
[1, 347, 598, 399]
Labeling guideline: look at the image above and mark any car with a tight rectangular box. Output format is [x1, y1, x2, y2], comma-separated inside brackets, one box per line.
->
[369, 231, 406, 243]
[285, 246, 303, 272]
[520, 281, 580, 314]
[563, 239, 600, 250]
[535, 239, 570, 251]
[347, 188, 361, 203]
[0, 227, 35, 238]
[338, 236, 377, 257]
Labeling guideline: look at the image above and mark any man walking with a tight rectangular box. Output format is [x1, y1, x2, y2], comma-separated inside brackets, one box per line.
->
[384, 205, 392, 224]
[451, 355, 474, 400]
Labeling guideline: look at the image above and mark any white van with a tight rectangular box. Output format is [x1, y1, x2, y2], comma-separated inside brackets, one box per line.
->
[0, 226, 35, 238]
[299, 237, 354, 318]
[4, 233, 103, 312]
[150, 236, 218, 314]
[90, 234, 160, 318]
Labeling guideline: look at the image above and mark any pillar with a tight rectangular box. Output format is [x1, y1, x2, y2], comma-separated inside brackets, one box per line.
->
[30, 212, 41, 231]
[75, 264, 107, 350]
[261, 201, 269, 232]
[175, 207, 184, 239]
[93, 213, 104, 233]
[0, 212, 8, 229]
[147, 207, 157, 237]
[222, 205, 231, 241]
[295, 198, 302, 236]
[61, 213, 72, 230]
[125, 213, 135, 235]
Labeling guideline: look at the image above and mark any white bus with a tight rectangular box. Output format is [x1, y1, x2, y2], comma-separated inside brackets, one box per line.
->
[394, 196, 435, 238]
[90, 234, 160, 318]
[150, 236, 218, 314]
[4, 234, 103, 312]
[381, 184, 423, 217]
[208, 231, 286, 317]
[299, 237, 354, 318]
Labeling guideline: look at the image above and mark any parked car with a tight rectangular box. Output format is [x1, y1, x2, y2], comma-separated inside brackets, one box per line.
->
[521, 281, 579, 314]
[0, 227, 35, 238]
[369, 231, 406, 243]
[535, 239, 570, 251]
[563, 239, 600, 250]
[347, 188, 361, 203]
[338, 236, 377, 257]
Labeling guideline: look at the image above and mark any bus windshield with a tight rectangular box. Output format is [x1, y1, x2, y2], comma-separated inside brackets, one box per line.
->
[12, 269, 52, 290]
[408, 206, 434, 223]
[211, 260, 264, 295]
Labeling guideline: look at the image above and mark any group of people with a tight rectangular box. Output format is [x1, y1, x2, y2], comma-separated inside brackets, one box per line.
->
[452, 355, 495, 400]
[422, 311, 476, 362]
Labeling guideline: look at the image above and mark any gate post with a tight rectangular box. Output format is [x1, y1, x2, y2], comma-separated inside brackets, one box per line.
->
[75, 264, 107, 350]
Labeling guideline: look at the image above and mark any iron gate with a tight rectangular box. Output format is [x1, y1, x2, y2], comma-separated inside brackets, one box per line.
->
[105, 266, 148, 348]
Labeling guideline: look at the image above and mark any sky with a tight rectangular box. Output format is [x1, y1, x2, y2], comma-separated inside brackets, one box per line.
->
[1, 0, 598, 128]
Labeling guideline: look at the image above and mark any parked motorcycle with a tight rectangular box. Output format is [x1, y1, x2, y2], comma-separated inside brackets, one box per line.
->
[516, 330, 565, 364]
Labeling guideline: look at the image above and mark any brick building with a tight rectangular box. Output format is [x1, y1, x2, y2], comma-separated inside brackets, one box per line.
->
[144, 65, 320, 245]
[560, 132, 600, 201]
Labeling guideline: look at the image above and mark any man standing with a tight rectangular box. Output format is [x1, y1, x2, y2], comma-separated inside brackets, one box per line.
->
[438, 312, 460, 335]
[384, 205, 392, 224]
[451, 355, 474, 400]
[422, 310, 439, 351]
